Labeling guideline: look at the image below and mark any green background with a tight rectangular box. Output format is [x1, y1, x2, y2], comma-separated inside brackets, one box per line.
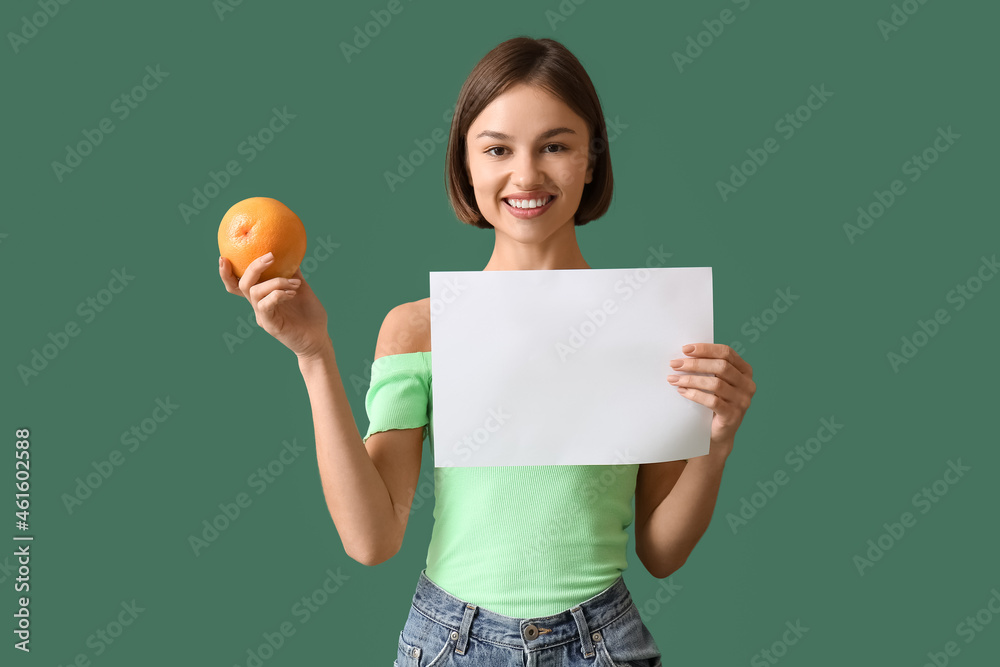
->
[4, 0, 998, 664]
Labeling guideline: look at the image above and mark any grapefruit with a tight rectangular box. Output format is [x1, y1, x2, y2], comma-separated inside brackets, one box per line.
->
[218, 197, 307, 281]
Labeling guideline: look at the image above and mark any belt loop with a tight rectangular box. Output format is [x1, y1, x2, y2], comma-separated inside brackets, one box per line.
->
[455, 602, 477, 655]
[569, 605, 595, 658]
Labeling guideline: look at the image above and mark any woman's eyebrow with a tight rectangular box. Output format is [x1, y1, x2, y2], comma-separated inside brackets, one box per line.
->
[474, 127, 577, 141]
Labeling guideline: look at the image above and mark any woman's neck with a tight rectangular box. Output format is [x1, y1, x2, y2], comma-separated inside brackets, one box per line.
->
[482, 228, 591, 271]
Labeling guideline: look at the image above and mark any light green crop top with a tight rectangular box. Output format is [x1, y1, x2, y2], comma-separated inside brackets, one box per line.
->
[363, 351, 640, 618]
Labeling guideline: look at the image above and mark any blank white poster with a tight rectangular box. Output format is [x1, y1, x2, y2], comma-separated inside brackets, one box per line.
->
[429, 267, 714, 467]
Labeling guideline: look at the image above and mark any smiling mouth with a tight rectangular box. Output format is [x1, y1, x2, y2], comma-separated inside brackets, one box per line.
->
[502, 195, 555, 209]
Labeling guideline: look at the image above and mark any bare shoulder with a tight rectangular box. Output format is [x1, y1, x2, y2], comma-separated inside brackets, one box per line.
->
[374, 298, 431, 360]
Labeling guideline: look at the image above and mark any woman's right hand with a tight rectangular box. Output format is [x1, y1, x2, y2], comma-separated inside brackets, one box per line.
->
[219, 252, 332, 360]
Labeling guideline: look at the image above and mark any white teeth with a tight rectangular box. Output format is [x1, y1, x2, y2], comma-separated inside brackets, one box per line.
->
[505, 196, 551, 209]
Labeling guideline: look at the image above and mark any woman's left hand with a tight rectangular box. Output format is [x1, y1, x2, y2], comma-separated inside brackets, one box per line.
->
[668, 343, 756, 458]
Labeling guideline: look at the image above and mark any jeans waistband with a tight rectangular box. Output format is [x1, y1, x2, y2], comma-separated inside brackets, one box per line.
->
[410, 568, 634, 656]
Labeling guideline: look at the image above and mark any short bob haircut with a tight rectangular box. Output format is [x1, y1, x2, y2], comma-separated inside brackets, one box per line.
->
[446, 37, 614, 229]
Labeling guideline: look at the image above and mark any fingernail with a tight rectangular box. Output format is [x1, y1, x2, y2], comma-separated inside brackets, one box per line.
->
[682, 344, 695, 354]
[670, 359, 682, 368]
[667, 375, 679, 383]
[289, 279, 301, 286]
[219, 256, 223, 267]
[262, 252, 274, 263]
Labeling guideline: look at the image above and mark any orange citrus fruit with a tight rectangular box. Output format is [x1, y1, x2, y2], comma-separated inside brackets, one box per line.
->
[218, 197, 307, 281]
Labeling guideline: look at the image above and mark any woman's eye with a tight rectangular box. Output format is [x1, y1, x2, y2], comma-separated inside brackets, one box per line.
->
[485, 144, 565, 157]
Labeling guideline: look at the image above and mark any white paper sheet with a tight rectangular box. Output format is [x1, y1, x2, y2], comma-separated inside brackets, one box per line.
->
[429, 267, 714, 467]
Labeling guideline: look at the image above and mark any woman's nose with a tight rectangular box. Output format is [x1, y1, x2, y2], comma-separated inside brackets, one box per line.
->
[510, 153, 543, 187]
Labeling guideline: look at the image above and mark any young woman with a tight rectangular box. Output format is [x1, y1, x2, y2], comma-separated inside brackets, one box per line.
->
[220, 36, 755, 667]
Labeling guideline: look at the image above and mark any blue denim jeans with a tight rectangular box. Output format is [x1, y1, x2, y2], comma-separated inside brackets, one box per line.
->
[395, 569, 662, 666]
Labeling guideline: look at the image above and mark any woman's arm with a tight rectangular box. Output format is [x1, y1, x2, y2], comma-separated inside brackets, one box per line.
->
[637, 342, 755, 577]
[634, 446, 730, 578]
[298, 341, 416, 566]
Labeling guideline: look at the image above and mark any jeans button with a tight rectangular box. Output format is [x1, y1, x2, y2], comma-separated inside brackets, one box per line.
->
[413, 647, 421, 658]
[524, 624, 538, 640]
[592, 631, 602, 642]
[450, 631, 458, 640]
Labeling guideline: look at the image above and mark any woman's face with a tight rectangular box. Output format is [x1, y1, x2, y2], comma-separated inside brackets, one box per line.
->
[465, 83, 594, 241]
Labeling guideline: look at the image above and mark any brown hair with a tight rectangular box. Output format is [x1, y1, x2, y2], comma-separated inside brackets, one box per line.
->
[445, 37, 614, 229]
